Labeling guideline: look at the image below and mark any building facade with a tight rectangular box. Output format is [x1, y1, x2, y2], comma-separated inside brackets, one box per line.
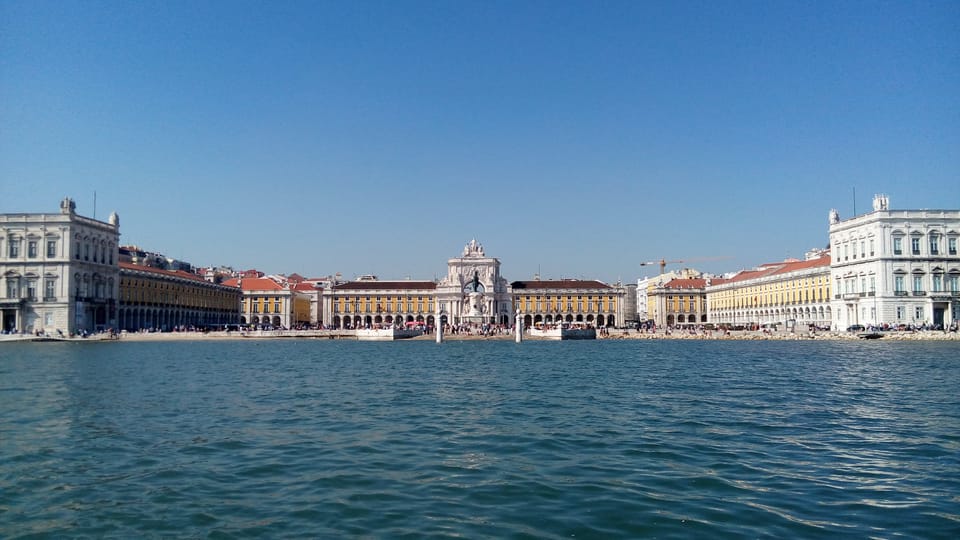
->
[1, 198, 120, 335]
[325, 280, 438, 329]
[511, 279, 623, 329]
[118, 262, 241, 331]
[829, 195, 960, 329]
[320, 240, 626, 329]
[644, 269, 706, 327]
[706, 251, 832, 329]
[223, 276, 311, 329]
[649, 278, 708, 328]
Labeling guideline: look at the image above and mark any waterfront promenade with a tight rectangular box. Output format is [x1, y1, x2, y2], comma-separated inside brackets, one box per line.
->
[3, 328, 957, 343]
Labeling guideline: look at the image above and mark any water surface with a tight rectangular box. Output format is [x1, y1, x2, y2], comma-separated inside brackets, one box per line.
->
[1, 340, 958, 538]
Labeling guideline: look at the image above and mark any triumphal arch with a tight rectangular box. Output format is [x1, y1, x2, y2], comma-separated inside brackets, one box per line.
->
[435, 239, 512, 326]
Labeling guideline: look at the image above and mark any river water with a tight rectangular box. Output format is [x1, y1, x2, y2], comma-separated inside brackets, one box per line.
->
[1, 340, 958, 538]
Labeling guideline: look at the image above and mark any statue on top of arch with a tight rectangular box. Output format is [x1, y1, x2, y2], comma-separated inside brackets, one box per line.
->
[463, 239, 484, 257]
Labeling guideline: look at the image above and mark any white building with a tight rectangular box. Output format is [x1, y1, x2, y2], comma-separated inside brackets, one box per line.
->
[637, 276, 650, 322]
[435, 239, 513, 326]
[829, 194, 960, 330]
[1, 198, 121, 335]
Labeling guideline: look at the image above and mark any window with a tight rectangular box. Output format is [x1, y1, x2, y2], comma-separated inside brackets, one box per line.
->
[896, 306, 904, 320]
[913, 275, 923, 294]
[894, 275, 905, 294]
[932, 274, 943, 292]
[950, 238, 958, 256]
[915, 306, 924, 320]
[6, 279, 19, 299]
[9, 238, 20, 258]
[27, 281, 37, 301]
[844, 244, 849, 261]
[860, 241, 865, 258]
[911, 237, 921, 255]
[274, 300, 281, 313]
[28, 241, 37, 258]
[84, 243, 90, 261]
[950, 275, 959, 293]
[930, 236, 940, 255]
[893, 237, 903, 255]
[869, 238, 875, 256]
[253, 302, 259, 313]
[45, 279, 56, 300]
[869, 276, 875, 293]
[47, 240, 57, 257]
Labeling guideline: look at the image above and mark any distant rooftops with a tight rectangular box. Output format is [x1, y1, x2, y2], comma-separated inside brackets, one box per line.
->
[332, 280, 438, 291]
[510, 279, 612, 290]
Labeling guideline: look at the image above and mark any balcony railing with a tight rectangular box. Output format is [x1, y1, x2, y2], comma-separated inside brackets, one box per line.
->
[912, 291, 926, 296]
[894, 291, 908, 296]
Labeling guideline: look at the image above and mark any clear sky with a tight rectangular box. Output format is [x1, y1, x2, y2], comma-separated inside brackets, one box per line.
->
[2, 1, 958, 283]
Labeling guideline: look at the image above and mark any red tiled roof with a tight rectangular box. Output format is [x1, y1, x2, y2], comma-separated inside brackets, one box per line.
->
[332, 281, 437, 291]
[720, 255, 831, 285]
[770, 255, 831, 275]
[293, 282, 321, 292]
[120, 262, 205, 282]
[221, 277, 284, 291]
[510, 279, 612, 290]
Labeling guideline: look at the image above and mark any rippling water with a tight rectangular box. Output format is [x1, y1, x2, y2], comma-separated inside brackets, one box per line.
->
[1, 340, 959, 538]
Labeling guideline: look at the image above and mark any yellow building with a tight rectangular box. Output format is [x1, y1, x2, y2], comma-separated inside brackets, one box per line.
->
[223, 276, 311, 329]
[119, 262, 241, 331]
[648, 278, 708, 328]
[510, 279, 623, 329]
[327, 280, 437, 329]
[706, 253, 832, 329]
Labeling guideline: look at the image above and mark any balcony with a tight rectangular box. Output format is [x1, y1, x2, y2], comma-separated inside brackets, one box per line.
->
[912, 291, 926, 296]
[894, 291, 908, 296]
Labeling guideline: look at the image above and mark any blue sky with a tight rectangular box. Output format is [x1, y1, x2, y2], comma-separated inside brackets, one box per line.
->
[2, 1, 958, 282]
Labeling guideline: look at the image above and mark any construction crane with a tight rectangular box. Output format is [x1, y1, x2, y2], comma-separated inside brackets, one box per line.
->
[640, 256, 732, 275]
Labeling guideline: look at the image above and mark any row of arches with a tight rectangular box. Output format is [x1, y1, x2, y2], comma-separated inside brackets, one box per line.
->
[332, 314, 435, 329]
[665, 314, 708, 325]
[119, 307, 237, 331]
[709, 305, 833, 327]
[523, 313, 617, 327]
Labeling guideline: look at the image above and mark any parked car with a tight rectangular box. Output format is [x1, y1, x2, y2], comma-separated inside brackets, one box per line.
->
[846, 324, 865, 332]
